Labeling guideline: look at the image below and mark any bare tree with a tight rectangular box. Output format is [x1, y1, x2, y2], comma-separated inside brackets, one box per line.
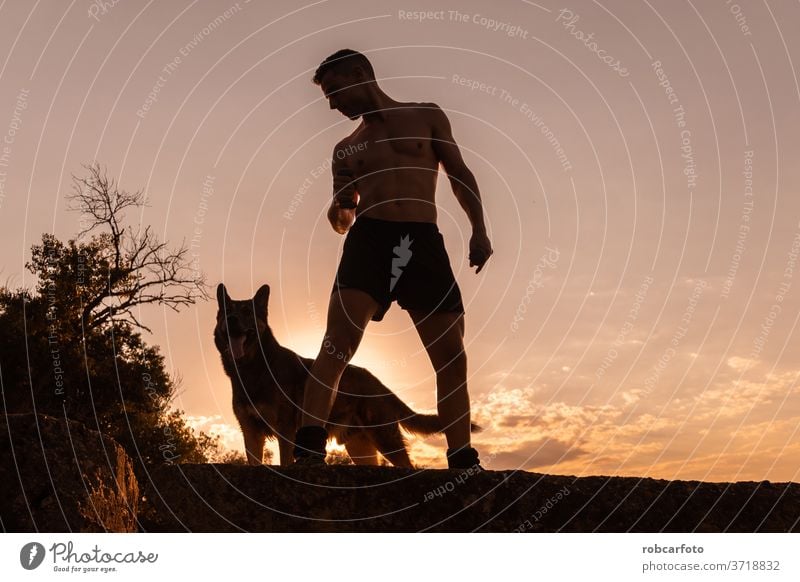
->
[66, 161, 209, 332]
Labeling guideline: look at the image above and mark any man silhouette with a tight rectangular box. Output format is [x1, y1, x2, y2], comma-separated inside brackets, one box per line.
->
[293, 49, 492, 469]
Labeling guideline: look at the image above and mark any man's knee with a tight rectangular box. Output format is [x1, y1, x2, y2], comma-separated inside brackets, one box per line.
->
[328, 288, 379, 329]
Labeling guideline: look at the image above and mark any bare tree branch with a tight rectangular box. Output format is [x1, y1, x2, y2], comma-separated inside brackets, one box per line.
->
[67, 161, 209, 332]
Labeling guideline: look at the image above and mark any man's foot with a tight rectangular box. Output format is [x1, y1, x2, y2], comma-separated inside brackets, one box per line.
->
[293, 425, 329, 466]
[446, 445, 483, 470]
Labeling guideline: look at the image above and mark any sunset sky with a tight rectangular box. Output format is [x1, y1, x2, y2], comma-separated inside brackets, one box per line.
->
[1, 0, 799, 481]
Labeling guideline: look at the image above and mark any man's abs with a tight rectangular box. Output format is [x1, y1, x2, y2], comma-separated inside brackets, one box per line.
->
[356, 195, 437, 222]
[353, 164, 439, 222]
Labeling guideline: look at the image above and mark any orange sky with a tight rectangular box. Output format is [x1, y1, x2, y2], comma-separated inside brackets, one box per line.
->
[1, 0, 799, 481]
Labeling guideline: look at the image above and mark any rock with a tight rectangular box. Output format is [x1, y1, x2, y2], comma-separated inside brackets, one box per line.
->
[139, 464, 800, 532]
[0, 413, 139, 532]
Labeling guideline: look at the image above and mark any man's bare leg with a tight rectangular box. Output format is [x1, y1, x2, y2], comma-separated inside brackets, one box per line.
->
[299, 288, 379, 428]
[408, 309, 472, 451]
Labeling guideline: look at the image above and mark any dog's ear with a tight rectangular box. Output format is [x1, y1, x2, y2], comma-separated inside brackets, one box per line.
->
[253, 284, 270, 316]
[216, 283, 231, 307]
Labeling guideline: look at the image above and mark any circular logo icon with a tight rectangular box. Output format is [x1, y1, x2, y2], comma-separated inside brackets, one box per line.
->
[20, 542, 46, 570]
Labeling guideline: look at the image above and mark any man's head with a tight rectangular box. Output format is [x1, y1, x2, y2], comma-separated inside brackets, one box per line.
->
[313, 49, 376, 119]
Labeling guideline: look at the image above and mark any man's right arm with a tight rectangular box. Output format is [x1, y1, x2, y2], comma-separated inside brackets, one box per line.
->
[328, 141, 355, 234]
[327, 198, 340, 230]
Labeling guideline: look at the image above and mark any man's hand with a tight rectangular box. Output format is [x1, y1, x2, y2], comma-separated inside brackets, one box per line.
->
[469, 230, 493, 273]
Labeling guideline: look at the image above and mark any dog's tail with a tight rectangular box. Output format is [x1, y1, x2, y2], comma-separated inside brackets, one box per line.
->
[399, 412, 482, 436]
[389, 393, 482, 436]
[351, 366, 483, 435]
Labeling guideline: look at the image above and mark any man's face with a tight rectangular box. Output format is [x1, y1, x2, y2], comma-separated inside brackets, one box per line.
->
[320, 69, 366, 120]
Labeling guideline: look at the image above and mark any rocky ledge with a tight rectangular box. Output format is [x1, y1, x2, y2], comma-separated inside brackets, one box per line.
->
[1, 413, 138, 532]
[138, 463, 799, 532]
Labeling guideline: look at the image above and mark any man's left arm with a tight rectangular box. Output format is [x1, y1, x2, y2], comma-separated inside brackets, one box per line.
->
[429, 103, 493, 273]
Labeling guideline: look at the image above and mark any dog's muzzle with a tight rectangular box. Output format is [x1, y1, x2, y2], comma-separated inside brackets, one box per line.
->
[221, 316, 252, 361]
[226, 333, 247, 360]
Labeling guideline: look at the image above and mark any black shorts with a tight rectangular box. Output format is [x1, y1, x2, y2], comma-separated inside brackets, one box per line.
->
[331, 216, 465, 322]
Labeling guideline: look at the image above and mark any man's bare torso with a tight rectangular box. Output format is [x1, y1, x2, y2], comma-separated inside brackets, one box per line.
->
[335, 102, 440, 223]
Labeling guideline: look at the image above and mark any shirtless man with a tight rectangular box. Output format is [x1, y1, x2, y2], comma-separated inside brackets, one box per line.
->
[292, 49, 493, 469]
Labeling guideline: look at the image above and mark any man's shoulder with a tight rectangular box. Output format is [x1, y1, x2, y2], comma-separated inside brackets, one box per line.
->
[399, 101, 443, 113]
[396, 101, 447, 127]
[407, 101, 439, 109]
[334, 124, 365, 149]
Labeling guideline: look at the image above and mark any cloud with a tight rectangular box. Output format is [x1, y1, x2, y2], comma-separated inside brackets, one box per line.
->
[485, 437, 589, 471]
[184, 414, 243, 451]
[462, 368, 800, 482]
[691, 368, 800, 421]
[726, 356, 758, 372]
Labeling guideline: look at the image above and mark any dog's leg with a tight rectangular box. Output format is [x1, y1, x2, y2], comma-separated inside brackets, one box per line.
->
[278, 433, 295, 466]
[344, 432, 379, 465]
[371, 425, 414, 468]
[242, 426, 266, 465]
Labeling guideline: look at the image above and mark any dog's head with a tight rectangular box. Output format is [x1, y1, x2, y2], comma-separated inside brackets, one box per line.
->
[214, 283, 271, 364]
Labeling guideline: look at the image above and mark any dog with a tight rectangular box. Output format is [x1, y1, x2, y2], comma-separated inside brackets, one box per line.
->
[214, 283, 479, 467]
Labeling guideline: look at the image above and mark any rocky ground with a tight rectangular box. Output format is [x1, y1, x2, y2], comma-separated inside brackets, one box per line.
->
[1, 413, 138, 532]
[137, 463, 800, 532]
[3, 414, 797, 533]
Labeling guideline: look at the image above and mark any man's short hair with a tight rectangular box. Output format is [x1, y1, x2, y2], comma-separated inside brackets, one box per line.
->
[312, 49, 376, 85]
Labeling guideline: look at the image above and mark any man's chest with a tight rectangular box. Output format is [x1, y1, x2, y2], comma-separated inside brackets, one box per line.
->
[343, 115, 436, 169]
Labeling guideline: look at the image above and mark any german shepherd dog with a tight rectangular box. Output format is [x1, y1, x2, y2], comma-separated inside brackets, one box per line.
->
[214, 283, 479, 467]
